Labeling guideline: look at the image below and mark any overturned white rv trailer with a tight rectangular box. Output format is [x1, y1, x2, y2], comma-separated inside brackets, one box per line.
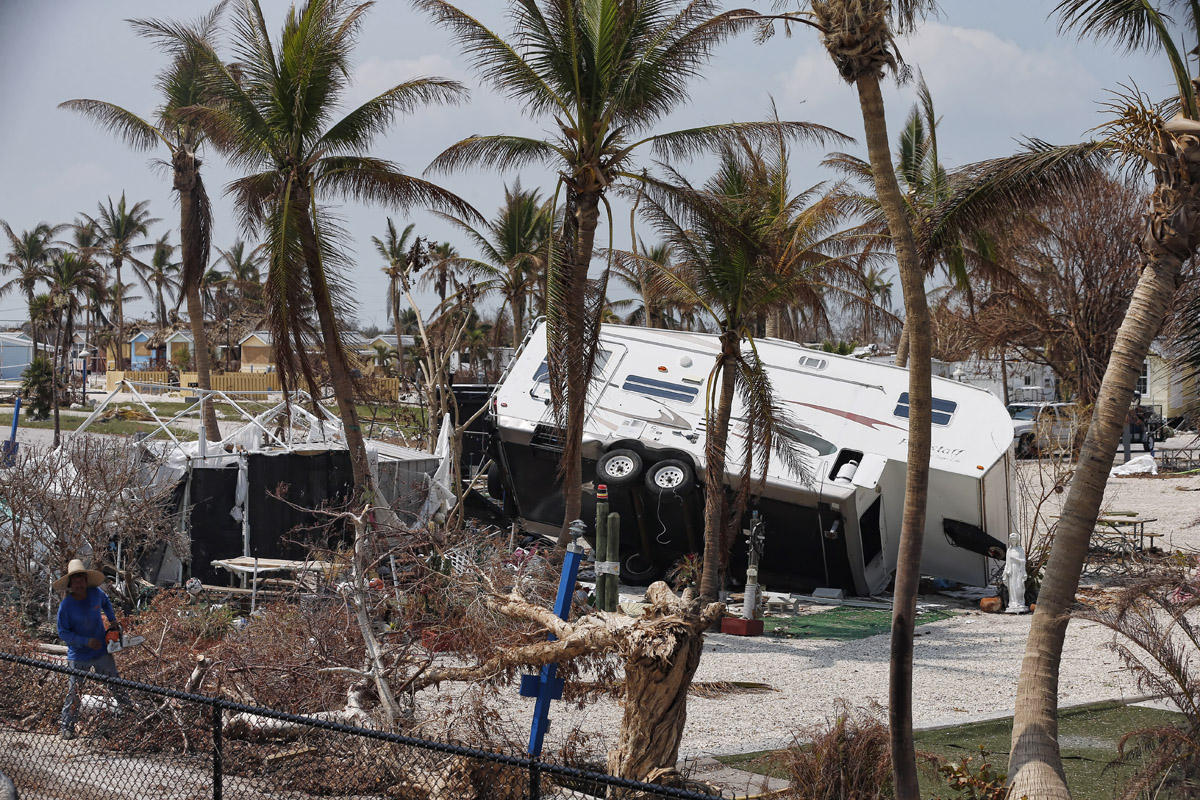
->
[75, 382, 438, 584]
[489, 323, 1014, 594]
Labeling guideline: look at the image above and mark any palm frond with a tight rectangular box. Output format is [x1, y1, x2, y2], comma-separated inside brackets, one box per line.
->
[315, 156, 482, 221]
[58, 100, 167, 151]
[319, 77, 468, 155]
[638, 119, 852, 161]
[425, 134, 563, 174]
[920, 140, 1113, 268]
[410, 0, 569, 115]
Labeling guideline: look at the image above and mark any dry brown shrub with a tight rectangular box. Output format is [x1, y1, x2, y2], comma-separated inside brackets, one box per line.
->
[771, 700, 893, 800]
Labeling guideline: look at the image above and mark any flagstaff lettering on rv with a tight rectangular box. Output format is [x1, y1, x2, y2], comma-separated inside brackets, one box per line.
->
[897, 438, 967, 461]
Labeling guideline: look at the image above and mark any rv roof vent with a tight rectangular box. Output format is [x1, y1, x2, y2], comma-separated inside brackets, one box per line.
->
[798, 356, 827, 371]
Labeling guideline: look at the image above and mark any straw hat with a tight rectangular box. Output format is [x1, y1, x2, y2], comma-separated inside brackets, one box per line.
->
[52, 559, 105, 593]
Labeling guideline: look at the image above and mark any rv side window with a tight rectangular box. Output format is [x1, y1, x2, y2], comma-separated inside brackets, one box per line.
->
[533, 349, 612, 384]
[893, 392, 957, 426]
[621, 374, 699, 404]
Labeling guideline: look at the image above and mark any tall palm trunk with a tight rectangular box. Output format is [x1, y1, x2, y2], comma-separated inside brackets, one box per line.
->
[510, 290, 525, 350]
[27, 288, 39, 358]
[765, 309, 782, 339]
[389, 274, 407, 381]
[51, 315, 63, 448]
[1007, 134, 1199, 800]
[894, 320, 909, 367]
[113, 255, 126, 369]
[297, 201, 375, 500]
[698, 330, 738, 602]
[555, 191, 601, 546]
[175, 149, 222, 443]
[857, 74, 933, 800]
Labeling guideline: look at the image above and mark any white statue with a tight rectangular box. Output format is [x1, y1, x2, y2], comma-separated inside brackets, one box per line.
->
[1004, 532, 1029, 614]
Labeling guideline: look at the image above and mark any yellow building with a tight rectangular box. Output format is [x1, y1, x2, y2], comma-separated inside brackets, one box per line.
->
[238, 331, 274, 373]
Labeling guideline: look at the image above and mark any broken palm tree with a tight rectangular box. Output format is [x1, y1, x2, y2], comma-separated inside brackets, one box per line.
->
[410, 580, 724, 785]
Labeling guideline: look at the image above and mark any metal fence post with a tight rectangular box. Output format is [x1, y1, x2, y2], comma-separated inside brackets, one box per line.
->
[528, 761, 540, 800]
[212, 704, 223, 800]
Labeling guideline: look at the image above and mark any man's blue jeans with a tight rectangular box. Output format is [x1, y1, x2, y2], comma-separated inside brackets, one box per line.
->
[60, 653, 132, 734]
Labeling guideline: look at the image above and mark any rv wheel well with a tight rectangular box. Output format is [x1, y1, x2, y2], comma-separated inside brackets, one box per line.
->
[644, 448, 695, 470]
[607, 439, 646, 457]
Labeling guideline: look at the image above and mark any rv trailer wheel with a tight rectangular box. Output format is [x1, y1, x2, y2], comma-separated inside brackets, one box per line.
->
[644, 459, 695, 495]
[596, 448, 643, 487]
[621, 552, 659, 585]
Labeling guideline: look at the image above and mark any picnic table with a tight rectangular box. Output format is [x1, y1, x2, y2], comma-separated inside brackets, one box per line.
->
[1052, 514, 1163, 574]
[1092, 514, 1160, 556]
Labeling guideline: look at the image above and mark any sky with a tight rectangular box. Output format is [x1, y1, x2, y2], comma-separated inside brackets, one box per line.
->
[0, 0, 1169, 330]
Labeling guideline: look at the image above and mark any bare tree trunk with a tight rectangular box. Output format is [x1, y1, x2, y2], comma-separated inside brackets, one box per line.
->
[607, 585, 722, 782]
[699, 331, 738, 602]
[1007, 132, 1197, 800]
[554, 191, 602, 546]
[857, 74, 933, 800]
[175, 150, 222, 443]
[297, 202, 376, 500]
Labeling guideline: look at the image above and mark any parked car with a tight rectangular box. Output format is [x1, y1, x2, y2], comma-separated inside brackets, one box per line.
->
[1009, 402, 1080, 458]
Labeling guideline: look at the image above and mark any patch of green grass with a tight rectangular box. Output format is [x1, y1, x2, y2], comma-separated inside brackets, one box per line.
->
[764, 607, 953, 641]
[0, 412, 197, 440]
[715, 701, 1189, 799]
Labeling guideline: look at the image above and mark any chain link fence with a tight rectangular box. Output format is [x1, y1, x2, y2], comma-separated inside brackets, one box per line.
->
[0, 652, 729, 800]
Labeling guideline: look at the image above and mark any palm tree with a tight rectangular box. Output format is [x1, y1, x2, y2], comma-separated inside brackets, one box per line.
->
[638, 148, 809, 605]
[63, 6, 224, 440]
[911, 4, 1200, 796]
[756, 3, 940, 796]
[1, 220, 65, 355]
[42, 251, 106, 446]
[437, 181, 555, 349]
[213, 239, 266, 307]
[184, 0, 475, 498]
[610, 240, 674, 328]
[84, 195, 158, 369]
[66, 219, 104, 375]
[417, 0, 844, 543]
[372, 218, 417, 379]
[133, 234, 181, 329]
[421, 241, 459, 308]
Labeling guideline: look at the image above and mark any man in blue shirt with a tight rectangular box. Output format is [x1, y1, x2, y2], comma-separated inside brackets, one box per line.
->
[54, 559, 132, 739]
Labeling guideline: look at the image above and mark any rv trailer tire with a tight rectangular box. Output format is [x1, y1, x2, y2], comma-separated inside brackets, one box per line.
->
[487, 462, 504, 498]
[596, 448, 643, 487]
[621, 552, 659, 585]
[644, 459, 695, 495]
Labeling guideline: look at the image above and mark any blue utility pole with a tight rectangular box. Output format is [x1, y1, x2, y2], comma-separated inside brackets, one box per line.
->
[520, 537, 584, 759]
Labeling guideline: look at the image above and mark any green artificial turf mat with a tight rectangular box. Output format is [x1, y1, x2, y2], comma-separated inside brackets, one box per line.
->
[764, 606, 953, 641]
[715, 700, 1189, 799]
